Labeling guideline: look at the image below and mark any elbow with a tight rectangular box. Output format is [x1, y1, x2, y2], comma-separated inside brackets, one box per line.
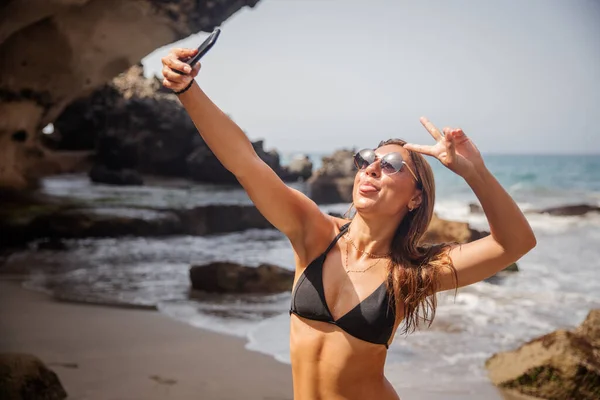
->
[514, 231, 537, 258]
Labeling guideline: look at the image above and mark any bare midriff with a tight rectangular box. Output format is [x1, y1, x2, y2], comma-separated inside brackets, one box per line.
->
[289, 314, 400, 400]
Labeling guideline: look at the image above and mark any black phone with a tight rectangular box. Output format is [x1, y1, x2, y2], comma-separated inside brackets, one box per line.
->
[175, 28, 221, 74]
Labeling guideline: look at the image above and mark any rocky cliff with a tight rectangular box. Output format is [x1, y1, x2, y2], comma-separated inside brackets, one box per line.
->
[0, 0, 260, 190]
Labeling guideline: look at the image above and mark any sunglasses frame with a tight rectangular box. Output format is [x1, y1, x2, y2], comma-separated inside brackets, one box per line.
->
[354, 149, 421, 186]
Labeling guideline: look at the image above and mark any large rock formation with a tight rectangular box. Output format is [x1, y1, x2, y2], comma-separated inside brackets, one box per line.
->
[0, 353, 67, 400]
[485, 309, 600, 400]
[308, 149, 356, 204]
[0, 202, 275, 248]
[189, 262, 294, 293]
[0, 0, 260, 190]
[47, 64, 306, 185]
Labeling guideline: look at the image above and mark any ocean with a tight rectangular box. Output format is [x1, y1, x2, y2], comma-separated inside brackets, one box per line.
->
[7, 153, 600, 397]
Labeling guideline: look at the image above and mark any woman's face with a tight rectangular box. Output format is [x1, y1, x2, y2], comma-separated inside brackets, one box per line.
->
[352, 144, 421, 217]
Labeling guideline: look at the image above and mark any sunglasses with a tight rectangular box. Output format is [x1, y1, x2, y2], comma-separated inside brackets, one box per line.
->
[353, 149, 421, 186]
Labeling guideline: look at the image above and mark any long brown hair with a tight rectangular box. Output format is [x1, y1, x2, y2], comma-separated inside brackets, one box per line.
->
[377, 138, 458, 335]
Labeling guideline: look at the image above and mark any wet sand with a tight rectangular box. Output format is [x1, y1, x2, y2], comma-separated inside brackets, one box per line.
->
[0, 279, 520, 400]
[0, 279, 293, 400]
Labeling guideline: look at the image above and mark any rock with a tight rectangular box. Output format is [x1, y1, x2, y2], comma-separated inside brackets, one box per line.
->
[53, 65, 293, 185]
[421, 214, 483, 244]
[89, 165, 143, 186]
[186, 139, 284, 184]
[0, 203, 274, 248]
[307, 149, 356, 204]
[537, 204, 600, 216]
[283, 155, 313, 181]
[36, 238, 68, 251]
[421, 214, 519, 279]
[485, 309, 600, 400]
[504, 262, 519, 272]
[189, 262, 294, 293]
[0, 0, 260, 190]
[576, 309, 600, 348]
[30, 207, 184, 238]
[0, 206, 184, 246]
[469, 203, 483, 214]
[0, 353, 67, 400]
[176, 205, 273, 236]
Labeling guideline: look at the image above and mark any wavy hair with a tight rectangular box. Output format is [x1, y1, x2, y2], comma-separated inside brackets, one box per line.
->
[376, 138, 458, 335]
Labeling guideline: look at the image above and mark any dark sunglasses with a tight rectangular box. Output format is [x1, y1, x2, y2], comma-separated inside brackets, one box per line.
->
[353, 149, 421, 186]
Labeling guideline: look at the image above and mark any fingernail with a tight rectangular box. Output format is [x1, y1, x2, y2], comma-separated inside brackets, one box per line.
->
[184, 66, 191, 73]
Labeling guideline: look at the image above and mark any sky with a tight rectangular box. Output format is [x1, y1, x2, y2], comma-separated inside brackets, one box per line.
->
[143, 0, 600, 155]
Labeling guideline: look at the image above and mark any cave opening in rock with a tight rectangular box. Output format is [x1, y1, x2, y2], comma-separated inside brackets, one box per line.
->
[11, 130, 28, 142]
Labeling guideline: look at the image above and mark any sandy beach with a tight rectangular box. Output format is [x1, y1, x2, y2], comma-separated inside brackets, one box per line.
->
[0, 277, 546, 400]
[0, 278, 293, 400]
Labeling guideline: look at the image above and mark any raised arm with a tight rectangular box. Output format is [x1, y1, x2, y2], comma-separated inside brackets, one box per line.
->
[161, 48, 331, 256]
[405, 118, 537, 292]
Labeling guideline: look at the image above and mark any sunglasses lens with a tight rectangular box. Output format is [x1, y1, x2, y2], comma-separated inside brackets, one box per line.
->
[381, 153, 404, 175]
[354, 150, 375, 169]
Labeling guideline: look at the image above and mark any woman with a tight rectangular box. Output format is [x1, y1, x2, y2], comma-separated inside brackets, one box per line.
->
[161, 48, 536, 400]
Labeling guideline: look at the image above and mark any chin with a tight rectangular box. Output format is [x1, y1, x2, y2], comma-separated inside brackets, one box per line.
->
[353, 196, 379, 213]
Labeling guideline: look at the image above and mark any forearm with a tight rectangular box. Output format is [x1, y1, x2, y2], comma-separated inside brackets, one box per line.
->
[463, 165, 536, 254]
[177, 81, 258, 176]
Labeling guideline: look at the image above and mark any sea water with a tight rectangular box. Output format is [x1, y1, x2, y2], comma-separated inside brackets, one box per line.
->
[7, 153, 600, 396]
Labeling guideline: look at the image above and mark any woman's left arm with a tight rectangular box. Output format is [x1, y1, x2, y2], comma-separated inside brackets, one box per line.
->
[405, 117, 537, 292]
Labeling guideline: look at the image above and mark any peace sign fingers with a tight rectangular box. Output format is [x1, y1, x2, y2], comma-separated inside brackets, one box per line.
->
[420, 116, 444, 142]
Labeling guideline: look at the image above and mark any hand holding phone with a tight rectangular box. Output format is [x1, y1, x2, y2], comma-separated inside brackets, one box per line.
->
[174, 28, 221, 74]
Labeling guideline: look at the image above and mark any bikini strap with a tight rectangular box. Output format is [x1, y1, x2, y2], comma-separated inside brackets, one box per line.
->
[321, 222, 351, 256]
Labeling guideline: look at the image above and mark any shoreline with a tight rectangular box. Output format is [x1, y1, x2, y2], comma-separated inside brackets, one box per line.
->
[0, 278, 293, 400]
[0, 277, 521, 400]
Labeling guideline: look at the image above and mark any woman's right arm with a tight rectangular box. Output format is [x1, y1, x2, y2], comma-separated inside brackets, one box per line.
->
[161, 48, 331, 255]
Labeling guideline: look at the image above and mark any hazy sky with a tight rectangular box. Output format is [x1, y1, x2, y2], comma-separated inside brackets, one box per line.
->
[143, 0, 600, 154]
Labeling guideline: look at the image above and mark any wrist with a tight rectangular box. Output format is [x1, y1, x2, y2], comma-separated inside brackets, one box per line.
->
[174, 79, 195, 95]
[463, 162, 490, 187]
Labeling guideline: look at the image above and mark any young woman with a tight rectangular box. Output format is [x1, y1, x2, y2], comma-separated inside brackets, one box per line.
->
[161, 48, 536, 400]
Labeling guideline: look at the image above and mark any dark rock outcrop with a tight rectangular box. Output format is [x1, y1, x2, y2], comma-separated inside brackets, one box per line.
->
[190, 262, 294, 293]
[284, 155, 313, 182]
[51, 65, 302, 185]
[537, 204, 600, 217]
[0, 0, 260, 190]
[187, 139, 283, 184]
[307, 149, 356, 204]
[421, 214, 518, 276]
[421, 214, 484, 244]
[0, 203, 273, 248]
[88, 165, 144, 186]
[0, 353, 67, 400]
[485, 309, 600, 400]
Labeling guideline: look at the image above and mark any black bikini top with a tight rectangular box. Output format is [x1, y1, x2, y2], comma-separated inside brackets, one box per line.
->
[289, 223, 396, 348]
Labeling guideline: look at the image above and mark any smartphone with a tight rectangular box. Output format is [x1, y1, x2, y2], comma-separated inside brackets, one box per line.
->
[175, 28, 221, 74]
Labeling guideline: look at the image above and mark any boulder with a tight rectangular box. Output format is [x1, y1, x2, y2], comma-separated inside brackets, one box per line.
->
[189, 262, 294, 293]
[0, 353, 67, 400]
[469, 203, 483, 214]
[485, 309, 600, 400]
[283, 154, 313, 181]
[176, 205, 273, 236]
[88, 165, 143, 186]
[421, 214, 518, 277]
[421, 214, 483, 244]
[0, 203, 274, 248]
[307, 149, 356, 204]
[53, 65, 296, 185]
[537, 204, 600, 217]
[0, 0, 261, 190]
[187, 139, 284, 184]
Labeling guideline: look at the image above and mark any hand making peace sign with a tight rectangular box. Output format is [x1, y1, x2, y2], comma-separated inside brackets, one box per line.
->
[404, 117, 485, 178]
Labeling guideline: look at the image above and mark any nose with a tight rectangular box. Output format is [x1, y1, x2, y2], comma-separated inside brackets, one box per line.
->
[364, 159, 381, 178]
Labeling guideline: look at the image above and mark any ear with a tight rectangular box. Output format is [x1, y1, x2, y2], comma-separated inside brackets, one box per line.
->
[409, 190, 423, 211]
